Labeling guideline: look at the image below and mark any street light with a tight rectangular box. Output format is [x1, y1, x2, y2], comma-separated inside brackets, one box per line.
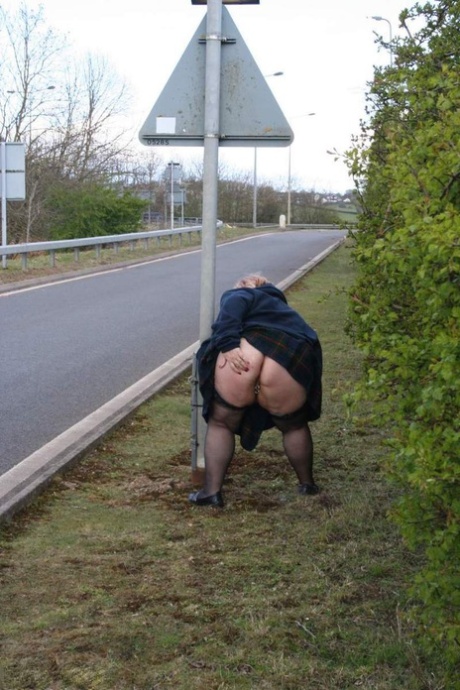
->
[371, 15, 393, 67]
[167, 161, 181, 231]
[287, 112, 316, 226]
[253, 71, 284, 228]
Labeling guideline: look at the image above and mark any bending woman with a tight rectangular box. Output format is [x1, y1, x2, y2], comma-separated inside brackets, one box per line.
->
[189, 275, 323, 508]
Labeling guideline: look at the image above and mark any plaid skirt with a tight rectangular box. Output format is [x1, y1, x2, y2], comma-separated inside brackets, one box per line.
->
[243, 328, 322, 421]
[196, 327, 322, 451]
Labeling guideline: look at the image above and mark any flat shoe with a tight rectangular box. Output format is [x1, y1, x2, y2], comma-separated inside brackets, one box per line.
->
[298, 483, 319, 495]
[188, 490, 224, 507]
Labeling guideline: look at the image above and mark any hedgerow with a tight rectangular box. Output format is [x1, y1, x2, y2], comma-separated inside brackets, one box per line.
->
[46, 183, 147, 239]
[346, 0, 460, 673]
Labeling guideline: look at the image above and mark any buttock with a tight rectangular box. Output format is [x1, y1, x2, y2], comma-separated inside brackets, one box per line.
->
[214, 338, 306, 415]
[214, 339, 264, 408]
[256, 359, 306, 416]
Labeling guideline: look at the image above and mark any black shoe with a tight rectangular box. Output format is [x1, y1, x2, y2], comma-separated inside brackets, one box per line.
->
[188, 490, 224, 507]
[298, 483, 319, 495]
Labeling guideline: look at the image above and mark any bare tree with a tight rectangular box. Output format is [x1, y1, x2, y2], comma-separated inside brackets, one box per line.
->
[217, 164, 253, 223]
[0, 2, 133, 242]
[0, 3, 64, 143]
[53, 55, 131, 181]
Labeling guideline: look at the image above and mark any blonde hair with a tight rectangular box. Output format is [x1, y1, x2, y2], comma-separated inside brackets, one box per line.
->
[234, 274, 270, 289]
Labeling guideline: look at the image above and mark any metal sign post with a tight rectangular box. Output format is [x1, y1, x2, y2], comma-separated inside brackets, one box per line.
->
[192, 0, 223, 480]
[139, 0, 293, 481]
[167, 162, 181, 230]
[200, 0, 222, 344]
[1, 143, 6, 270]
[0, 142, 26, 269]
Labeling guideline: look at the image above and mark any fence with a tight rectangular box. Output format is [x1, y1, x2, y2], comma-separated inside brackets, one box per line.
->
[0, 224, 215, 270]
[0, 221, 342, 271]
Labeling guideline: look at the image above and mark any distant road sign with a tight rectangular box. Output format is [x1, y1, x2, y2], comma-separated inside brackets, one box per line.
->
[0, 143, 26, 200]
[139, 6, 293, 148]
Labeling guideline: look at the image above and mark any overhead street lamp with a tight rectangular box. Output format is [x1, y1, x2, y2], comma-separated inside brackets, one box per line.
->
[253, 71, 284, 228]
[287, 112, 316, 226]
[371, 15, 394, 67]
[6, 84, 57, 141]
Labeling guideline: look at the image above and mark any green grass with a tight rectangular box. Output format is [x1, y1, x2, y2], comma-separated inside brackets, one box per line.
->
[0, 244, 449, 690]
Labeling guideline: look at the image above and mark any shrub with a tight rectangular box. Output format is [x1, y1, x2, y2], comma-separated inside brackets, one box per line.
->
[346, 0, 460, 672]
[47, 183, 147, 239]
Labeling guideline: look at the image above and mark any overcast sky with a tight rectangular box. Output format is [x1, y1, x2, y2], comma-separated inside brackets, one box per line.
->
[7, 0, 413, 192]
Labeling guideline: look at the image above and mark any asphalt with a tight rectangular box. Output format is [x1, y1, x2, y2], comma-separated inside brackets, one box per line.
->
[0, 238, 344, 521]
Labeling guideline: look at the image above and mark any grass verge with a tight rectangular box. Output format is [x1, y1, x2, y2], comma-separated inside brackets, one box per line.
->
[0, 244, 448, 689]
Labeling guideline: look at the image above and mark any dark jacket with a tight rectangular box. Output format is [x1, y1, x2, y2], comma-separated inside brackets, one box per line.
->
[210, 283, 319, 352]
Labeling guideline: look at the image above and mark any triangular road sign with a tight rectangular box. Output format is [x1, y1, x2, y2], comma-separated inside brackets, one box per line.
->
[139, 6, 293, 148]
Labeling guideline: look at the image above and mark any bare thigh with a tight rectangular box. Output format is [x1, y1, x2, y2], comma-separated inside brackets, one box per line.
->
[214, 338, 307, 415]
[214, 338, 264, 408]
[258, 357, 307, 416]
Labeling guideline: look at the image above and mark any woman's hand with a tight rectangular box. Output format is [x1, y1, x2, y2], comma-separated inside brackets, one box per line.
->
[218, 347, 250, 375]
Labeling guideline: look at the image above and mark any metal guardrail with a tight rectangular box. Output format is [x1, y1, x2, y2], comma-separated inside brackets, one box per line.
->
[0, 224, 220, 270]
[0, 221, 343, 270]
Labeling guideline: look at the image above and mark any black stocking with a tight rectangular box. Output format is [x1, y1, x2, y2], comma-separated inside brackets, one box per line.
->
[272, 417, 315, 486]
[201, 402, 245, 496]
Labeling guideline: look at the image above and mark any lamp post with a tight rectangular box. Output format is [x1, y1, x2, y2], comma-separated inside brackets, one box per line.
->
[371, 15, 393, 67]
[287, 112, 315, 226]
[253, 71, 284, 228]
[287, 145, 292, 226]
[167, 161, 181, 231]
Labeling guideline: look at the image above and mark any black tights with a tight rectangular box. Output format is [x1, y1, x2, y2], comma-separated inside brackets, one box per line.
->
[200, 401, 315, 497]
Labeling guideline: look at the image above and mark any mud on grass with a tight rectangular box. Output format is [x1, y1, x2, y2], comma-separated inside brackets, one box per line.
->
[0, 245, 447, 690]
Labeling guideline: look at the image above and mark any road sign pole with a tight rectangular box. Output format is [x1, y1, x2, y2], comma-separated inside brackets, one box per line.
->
[192, 0, 223, 478]
[139, 1, 290, 480]
[200, 0, 222, 340]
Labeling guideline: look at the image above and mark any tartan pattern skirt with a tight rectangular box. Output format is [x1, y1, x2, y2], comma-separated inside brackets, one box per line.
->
[243, 328, 322, 422]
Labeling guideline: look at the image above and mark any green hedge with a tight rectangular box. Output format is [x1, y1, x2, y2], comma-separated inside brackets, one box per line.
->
[46, 183, 147, 239]
[346, 1, 460, 671]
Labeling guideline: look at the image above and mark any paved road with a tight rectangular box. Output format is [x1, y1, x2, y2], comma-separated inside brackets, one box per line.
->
[0, 230, 345, 475]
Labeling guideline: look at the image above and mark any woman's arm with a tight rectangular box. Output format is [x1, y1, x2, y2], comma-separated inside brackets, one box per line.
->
[211, 289, 254, 353]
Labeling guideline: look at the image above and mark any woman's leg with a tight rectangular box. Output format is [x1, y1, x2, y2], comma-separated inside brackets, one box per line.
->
[257, 359, 318, 492]
[271, 412, 317, 490]
[199, 339, 263, 495]
[200, 401, 245, 496]
[191, 341, 263, 506]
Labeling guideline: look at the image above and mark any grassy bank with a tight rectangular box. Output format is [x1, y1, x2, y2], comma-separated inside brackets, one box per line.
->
[0, 245, 445, 689]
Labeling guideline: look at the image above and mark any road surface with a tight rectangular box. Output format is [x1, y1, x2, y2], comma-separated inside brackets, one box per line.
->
[0, 230, 345, 474]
